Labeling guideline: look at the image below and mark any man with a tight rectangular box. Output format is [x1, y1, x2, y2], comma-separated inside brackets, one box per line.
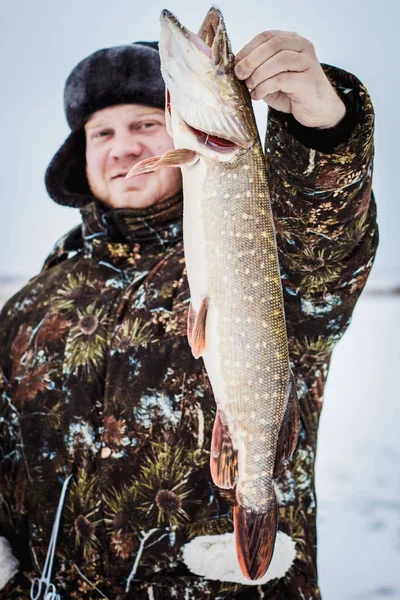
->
[0, 31, 378, 599]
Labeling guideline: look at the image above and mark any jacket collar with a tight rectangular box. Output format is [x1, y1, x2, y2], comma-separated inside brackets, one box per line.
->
[80, 193, 183, 254]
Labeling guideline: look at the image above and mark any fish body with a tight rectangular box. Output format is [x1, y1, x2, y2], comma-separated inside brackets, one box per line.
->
[127, 7, 300, 581]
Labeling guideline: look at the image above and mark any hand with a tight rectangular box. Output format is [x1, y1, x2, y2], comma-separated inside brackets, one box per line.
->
[234, 31, 346, 129]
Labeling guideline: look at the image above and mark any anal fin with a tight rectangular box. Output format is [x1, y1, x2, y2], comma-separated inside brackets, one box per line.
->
[234, 488, 278, 580]
[210, 410, 238, 489]
[274, 375, 300, 479]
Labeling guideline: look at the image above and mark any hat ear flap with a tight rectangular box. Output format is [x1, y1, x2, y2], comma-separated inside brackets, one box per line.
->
[45, 130, 93, 208]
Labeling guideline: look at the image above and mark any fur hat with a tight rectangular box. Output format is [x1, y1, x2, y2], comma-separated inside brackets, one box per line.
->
[45, 42, 165, 208]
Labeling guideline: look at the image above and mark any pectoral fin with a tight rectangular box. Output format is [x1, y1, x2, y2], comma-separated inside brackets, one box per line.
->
[126, 149, 198, 177]
[187, 298, 208, 359]
[273, 375, 300, 479]
[210, 410, 238, 489]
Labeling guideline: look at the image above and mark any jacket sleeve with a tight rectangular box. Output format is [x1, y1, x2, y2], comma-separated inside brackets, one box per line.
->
[0, 297, 16, 533]
[0, 296, 24, 587]
[265, 64, 378, 359]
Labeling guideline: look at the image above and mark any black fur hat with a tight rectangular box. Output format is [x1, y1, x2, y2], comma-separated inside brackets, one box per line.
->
[45, 42, 165, 208]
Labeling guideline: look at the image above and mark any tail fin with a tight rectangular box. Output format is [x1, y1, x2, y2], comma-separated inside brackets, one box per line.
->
[234, 489, 278, 580]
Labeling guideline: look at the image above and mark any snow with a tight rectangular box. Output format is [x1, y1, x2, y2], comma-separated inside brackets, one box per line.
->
[316, 295, 400, 599]
[0, 537, 19, 590]
[182, 530, 296, 584]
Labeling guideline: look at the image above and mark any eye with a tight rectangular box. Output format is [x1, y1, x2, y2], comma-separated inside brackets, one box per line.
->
[138, 121, 158, 130]
[94, 129, 112, 139]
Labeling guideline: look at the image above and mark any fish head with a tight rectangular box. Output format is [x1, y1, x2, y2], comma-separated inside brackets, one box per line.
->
[160, 7, 258, 163]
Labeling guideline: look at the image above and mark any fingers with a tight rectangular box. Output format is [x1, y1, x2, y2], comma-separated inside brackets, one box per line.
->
[244, 50, 310, 92]
[235, 30, 298, 64]
[234, 31, 316, 82]
[249, 71, 306, 101]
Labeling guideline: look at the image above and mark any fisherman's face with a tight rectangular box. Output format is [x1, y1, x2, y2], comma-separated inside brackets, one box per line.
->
[84, 104, 182, 209]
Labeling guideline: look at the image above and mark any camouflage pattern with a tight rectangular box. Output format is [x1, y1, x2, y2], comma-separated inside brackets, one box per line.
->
[0, 65, 378, 599]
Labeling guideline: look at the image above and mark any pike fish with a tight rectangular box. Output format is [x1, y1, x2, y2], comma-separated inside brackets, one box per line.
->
[127, 7, 300, 581]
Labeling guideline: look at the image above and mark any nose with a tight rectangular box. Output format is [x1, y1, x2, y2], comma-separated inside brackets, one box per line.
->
[110, 129, 143, 160]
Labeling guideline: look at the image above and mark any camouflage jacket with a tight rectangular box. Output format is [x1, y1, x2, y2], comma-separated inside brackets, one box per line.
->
[0, 66, 378, 600]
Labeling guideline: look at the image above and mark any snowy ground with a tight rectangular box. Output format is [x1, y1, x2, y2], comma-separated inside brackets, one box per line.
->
[317, 294, 400, 600]
[1, 278, 399, 598]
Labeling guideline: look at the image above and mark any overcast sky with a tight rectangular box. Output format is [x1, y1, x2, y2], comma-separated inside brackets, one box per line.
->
[0, 0, 398, 282]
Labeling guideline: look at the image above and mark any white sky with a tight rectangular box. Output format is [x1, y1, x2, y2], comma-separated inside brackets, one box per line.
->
[0, 0, 398, 280]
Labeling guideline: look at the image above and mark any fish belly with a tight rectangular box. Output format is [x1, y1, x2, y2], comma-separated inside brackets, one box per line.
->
[181, 159, 229, 409]
[182, 149, 291, 510]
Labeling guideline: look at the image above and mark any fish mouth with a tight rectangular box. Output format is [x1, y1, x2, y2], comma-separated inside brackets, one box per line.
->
[159, 8, 256, 149]
[185, 122, 239, 154]
[161, 8, 227, 62]
[161, 9, 215, 60]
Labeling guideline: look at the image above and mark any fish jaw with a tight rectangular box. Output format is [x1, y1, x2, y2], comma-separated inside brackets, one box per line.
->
[159, 9, 257, 150]
[166, 103, 242, 164]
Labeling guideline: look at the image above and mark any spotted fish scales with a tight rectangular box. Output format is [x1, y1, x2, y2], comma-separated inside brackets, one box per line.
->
[127, 6, 300, 581]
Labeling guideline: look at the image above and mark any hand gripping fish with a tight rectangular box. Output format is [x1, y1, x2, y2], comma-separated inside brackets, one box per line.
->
[127, 7, 300, 581]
